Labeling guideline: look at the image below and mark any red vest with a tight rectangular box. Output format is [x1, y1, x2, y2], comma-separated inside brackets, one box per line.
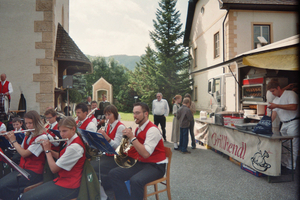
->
[106, 121, 124, 157]
[89, 115, 96, 121]
[19, 133, 46, 174]
[0, 81, 11, 99]
[46, 123, 61, 152]
[128, 121, 166, 163]
[0, 148, 3, 162]
[54, 136, 86, 189]
[76, 118, 92, 130]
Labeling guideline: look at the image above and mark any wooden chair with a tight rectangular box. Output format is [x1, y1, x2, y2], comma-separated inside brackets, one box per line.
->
[143, 147, 172, 200]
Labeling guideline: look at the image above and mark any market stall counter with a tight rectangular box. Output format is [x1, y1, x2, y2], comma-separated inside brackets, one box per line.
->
[195, 118, 298, 182]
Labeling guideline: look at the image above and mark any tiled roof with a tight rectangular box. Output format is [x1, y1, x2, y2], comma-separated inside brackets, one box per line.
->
[55, 23, 91, 67]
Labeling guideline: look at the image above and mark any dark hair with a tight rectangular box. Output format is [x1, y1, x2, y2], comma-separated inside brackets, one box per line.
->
[44, 108, 57, 117]
[91, 100, 98, 105]
[182, 98, 190, 105]
[75, 103, 88, 113]
[133, 102, 149, 113]
[87, 104, 91, 110]
[12, 117, 23, 124]
[184, 93, 192, 99]
[104, 104, 119, 120]
[267, 79, 280, 90]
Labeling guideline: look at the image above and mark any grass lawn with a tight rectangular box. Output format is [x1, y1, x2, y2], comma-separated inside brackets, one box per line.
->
[119, 112, 200, 122]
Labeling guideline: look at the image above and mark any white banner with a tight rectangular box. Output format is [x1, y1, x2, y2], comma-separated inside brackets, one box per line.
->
[207, 124, 281, 176]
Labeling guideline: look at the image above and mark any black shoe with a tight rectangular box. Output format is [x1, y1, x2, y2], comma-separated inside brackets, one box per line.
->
[181, 151, 191, 154]
[174, 148, 179, 150]
[191, 146, 196, 149]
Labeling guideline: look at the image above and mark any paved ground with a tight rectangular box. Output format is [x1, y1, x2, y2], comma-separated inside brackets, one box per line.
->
[110, 121, 299, 200]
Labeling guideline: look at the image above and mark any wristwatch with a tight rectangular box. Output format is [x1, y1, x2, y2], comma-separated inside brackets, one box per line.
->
[45, 150, 51, 153]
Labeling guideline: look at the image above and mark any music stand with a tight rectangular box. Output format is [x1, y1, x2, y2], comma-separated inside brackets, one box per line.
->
[0, 151, 31, 198]
[77, 128, 117, 199]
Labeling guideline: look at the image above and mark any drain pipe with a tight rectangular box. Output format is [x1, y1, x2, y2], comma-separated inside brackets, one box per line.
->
[222, 9, 229, 62]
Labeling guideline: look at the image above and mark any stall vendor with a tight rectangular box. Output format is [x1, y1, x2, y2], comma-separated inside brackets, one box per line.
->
[267, 79, 299, 173]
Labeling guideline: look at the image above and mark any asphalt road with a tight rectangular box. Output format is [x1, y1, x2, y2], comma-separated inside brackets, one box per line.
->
[121, 120, 299, 200]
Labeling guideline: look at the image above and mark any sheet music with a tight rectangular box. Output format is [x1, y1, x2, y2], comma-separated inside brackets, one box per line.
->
[77, 128, 117, 155]
[0, 152, 31, 180]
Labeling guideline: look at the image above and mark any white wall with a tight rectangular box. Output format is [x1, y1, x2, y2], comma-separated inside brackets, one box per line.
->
[234, 10, 298, 55]
[0, 0, 44, 112]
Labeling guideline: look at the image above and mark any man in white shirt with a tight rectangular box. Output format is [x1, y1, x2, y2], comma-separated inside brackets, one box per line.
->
[267, 79, 299, 172]
[0, 74, 13, 106]
[109, 102, 167, 200]
[75, 103, 97, 132]
[152, 93, 169, 141]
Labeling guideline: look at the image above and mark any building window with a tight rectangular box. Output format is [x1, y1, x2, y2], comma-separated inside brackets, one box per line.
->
[214, 32, 220, 58]
[253, 24, 270, 48]
[194, 86, 198, 102]
[194, 48, 197, 68]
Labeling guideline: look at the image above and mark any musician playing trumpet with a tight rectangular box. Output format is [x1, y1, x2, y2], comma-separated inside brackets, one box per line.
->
[0, 111, 48, 200]
[21, 117, 86, 200]
[90, 104, 125, 199]
[109, 102, 167, 200]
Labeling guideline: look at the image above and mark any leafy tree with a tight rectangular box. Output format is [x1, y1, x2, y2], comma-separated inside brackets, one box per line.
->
[148, 0, 192, 108]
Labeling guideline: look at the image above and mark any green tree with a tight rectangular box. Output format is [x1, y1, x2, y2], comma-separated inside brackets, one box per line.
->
[148, 0, 192, 107]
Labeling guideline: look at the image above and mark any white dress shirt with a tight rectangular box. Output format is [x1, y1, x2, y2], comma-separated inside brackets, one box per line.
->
[105, 120, 125, 149]
[152, 99, 169, 116]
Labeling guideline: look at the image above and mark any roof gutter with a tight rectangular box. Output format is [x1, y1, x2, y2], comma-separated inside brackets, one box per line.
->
[222, 9, 229, 62]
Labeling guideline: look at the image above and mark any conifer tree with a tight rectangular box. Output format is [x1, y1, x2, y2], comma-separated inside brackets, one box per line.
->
[149, 0, 191, 106]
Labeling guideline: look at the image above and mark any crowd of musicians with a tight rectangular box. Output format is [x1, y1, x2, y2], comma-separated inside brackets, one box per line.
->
[0, 99, 168, 200]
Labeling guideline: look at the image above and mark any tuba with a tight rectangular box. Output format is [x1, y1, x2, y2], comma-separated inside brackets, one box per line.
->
[114, 128, 137, 168]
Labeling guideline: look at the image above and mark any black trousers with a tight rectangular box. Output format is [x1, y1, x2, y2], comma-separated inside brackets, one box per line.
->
[0, 169, 43, 200]
[109, 162, 166, 200]
[90, 155, 118, 191]
[154, 115, 166, 140]
[21, 181, 79, 200]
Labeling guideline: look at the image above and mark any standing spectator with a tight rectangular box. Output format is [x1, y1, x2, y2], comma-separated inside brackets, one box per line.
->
[152, 93, 169, 141]
[85, 96, 92, 105]
[177, 98, 194, 154]
[184, 93, 196, 149]
[99, 95, 111, 111]
[171, 95, 182, 150]
[0, 73, 13, 107]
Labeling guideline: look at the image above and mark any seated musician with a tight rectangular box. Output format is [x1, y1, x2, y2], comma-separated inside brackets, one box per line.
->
[21, 116, 86, 200]
[75, 103, 97, 132]
[109, 102, 167, 200]
[0, 111, 48, 200]
[90, 104, 125, 199]
[0, 121, 9, 150]
[87, 104, 98, 126]
[44, 108, 60, 151]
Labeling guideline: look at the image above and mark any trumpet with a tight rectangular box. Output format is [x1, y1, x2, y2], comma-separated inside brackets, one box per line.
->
[32, 138, 68, 144]
[0, 129, 35, 136]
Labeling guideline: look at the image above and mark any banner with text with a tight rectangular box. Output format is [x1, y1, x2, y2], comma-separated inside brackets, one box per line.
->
[207, 125, 281, 176]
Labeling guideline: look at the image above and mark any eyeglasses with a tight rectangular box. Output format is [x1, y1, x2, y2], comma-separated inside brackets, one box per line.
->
[133, 111, 144, 115]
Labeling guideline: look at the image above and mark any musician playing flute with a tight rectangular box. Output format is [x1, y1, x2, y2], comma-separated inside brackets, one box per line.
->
[44, 108, 60, 151]
[0, 111, 48, 200]
[109, 102, 167, 200]
[90, 104, 125, 199]
[21, 117, 86, 200]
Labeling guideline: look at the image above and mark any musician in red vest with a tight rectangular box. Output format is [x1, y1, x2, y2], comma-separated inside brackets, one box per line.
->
[109, 102, 167, 200]
[0, 73, 13, 106]
[44, 108, 60, 151]
[0, 111, 48, 200]
[75, 103, 97, 132]
[21, 117, 86, 200]
[91, 104, 125, 199]
[87, 104, 98, 126]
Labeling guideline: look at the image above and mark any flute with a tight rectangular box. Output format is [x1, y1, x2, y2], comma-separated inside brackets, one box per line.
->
[32, 138, 68, 144]
[0, 129, 35, 136]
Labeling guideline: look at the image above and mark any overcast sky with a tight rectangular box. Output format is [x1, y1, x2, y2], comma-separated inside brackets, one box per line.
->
[69, 0, 189, 57]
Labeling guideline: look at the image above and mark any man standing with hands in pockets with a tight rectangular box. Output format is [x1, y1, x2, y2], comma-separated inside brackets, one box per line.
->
[152, 93, 169, 141]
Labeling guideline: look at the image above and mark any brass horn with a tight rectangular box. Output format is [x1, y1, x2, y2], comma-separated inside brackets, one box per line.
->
[114, 127, 137, 168]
